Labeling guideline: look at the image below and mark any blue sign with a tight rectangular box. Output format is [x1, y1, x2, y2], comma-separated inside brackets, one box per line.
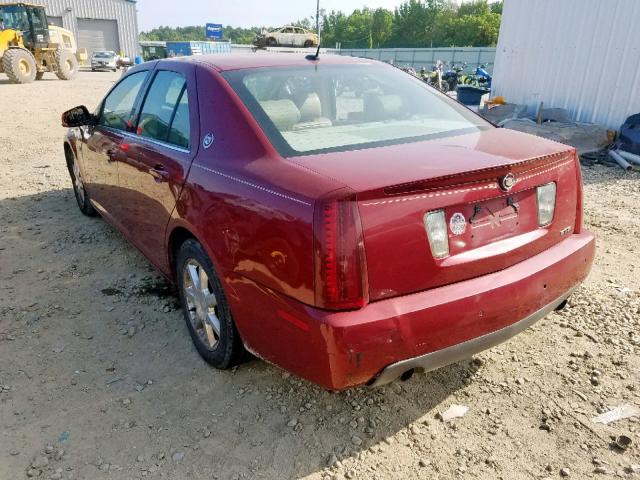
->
[205, 23, 223, 40]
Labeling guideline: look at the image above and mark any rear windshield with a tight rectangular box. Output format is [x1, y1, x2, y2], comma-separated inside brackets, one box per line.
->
[94, 52, 115, 58]
[223, 63, 491, 157]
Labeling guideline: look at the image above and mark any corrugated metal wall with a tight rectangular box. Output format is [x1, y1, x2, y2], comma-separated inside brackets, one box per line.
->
[493, 0, 640, 129]
[0, 0, 139, 57]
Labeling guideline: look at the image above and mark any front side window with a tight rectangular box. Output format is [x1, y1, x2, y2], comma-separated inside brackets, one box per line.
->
[29, 7, 46, 32]
[224, 64, 491, 157]
[136, 71, 190, 149]
[99, 72, 148, 130]
[0, 6, 29, 31]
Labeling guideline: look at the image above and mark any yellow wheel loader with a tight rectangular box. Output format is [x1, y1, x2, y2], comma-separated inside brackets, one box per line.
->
[0, 2, 78, 84]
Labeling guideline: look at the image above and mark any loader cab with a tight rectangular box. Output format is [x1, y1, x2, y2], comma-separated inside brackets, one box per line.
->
[0, 3, 50, 48]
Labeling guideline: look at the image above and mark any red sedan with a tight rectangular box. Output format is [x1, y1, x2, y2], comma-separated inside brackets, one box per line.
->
[61, 53, 595, 390]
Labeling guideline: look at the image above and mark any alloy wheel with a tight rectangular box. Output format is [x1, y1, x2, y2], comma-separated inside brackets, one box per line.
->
[182, 259, 221, 350]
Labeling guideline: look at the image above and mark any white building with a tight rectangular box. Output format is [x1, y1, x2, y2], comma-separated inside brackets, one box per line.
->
[492, 0, 640, 129]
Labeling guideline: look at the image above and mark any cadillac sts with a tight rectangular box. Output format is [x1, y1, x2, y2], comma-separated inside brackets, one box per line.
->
[61, 54, 595, 390]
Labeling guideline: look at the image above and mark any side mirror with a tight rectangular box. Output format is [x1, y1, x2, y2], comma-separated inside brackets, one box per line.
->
[61, 105, 95, 128]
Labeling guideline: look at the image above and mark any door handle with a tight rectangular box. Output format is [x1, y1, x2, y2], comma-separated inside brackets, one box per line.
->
[149, 164, 168, 183]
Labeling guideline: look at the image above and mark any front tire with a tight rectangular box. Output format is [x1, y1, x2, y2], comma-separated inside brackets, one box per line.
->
[176, 240, 245, 369]
[303, 40, 313, 48]
[67, 149, 97, 216]
[55, 49, 79, 80]
[2, 48, 37, 84]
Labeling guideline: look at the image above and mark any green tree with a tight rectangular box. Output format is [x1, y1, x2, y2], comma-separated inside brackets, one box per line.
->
[490, 1, 503, 14]
[371, 8, 394, 47]
[140, 0, 503, 48]
[391, 0, 446, 47]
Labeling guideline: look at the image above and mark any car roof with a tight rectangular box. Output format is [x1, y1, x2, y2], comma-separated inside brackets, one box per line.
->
[171, 52, 376, 72]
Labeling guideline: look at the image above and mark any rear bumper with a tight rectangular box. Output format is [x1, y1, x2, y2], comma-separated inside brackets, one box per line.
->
[232, 232, 595, 390]
[369, 289, 573, 387]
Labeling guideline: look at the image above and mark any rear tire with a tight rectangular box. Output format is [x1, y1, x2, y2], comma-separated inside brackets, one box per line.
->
[176, 240, 245, 369]
[304, 40, 313, 48]
[266, 37, 277, 47]
[35, 71, 45, 81]
[2, 48, 37, 84]
[55, 49, 78, 80]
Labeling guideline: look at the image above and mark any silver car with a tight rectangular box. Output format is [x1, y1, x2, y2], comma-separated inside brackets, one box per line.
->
[91, 51, 118, 72]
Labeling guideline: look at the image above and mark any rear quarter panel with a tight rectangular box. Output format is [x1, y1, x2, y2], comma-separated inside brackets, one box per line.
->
[168, 66, 343, 362]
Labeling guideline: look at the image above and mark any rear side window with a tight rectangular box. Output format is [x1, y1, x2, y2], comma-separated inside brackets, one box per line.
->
[99, 72, 147, 130]
[167, 90, 190, 148]
[136, 70, 190, 149]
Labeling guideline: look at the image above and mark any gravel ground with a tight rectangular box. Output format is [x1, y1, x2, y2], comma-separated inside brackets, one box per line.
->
[0, 71, 639, 480]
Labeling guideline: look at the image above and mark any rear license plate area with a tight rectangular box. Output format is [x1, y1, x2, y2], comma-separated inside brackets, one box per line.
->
[444, 189, 537, 253]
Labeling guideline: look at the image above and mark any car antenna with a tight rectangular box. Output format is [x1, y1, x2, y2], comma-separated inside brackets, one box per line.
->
[306, 44, 321, 61]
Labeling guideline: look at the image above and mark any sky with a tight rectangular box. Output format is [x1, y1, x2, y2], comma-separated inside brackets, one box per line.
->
[136, 0, 406, 31]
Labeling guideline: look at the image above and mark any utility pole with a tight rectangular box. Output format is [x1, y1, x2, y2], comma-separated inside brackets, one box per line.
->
[316, 0, 320, 37]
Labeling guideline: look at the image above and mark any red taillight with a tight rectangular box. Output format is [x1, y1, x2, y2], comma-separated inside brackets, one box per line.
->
[314, 191, 368, 310]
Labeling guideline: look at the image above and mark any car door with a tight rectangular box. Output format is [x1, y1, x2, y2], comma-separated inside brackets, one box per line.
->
[281, 27, 294, 46]
[116, 64, 198, 271]
[79, 71, 149, 219]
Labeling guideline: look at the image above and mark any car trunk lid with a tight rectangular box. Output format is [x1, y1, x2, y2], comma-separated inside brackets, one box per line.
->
[291, 128, 580, 301]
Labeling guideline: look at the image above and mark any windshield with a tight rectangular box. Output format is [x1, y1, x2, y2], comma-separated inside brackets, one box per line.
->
[94, 51, 116, 58]
[223, 63, 491, 157]
[0, 6, 29, 31]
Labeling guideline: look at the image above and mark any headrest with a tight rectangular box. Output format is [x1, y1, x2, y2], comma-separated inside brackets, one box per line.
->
[259, 100, 301, 131]
[364, 94, 404, 120]
[299, 93, 322, 121]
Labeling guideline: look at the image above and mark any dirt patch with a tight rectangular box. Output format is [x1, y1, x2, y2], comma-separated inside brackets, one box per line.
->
[0, 71, 638, 479]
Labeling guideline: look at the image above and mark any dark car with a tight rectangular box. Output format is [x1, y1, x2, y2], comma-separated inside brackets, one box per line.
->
[62, 53, 595, 390]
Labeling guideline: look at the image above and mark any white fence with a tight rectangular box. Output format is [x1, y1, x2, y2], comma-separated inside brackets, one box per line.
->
[332, 47, 496, 72]
[229, 44, 496, 73]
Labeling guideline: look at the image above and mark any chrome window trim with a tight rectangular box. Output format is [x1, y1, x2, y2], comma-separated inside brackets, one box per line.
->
[101, 126, 191, 154]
